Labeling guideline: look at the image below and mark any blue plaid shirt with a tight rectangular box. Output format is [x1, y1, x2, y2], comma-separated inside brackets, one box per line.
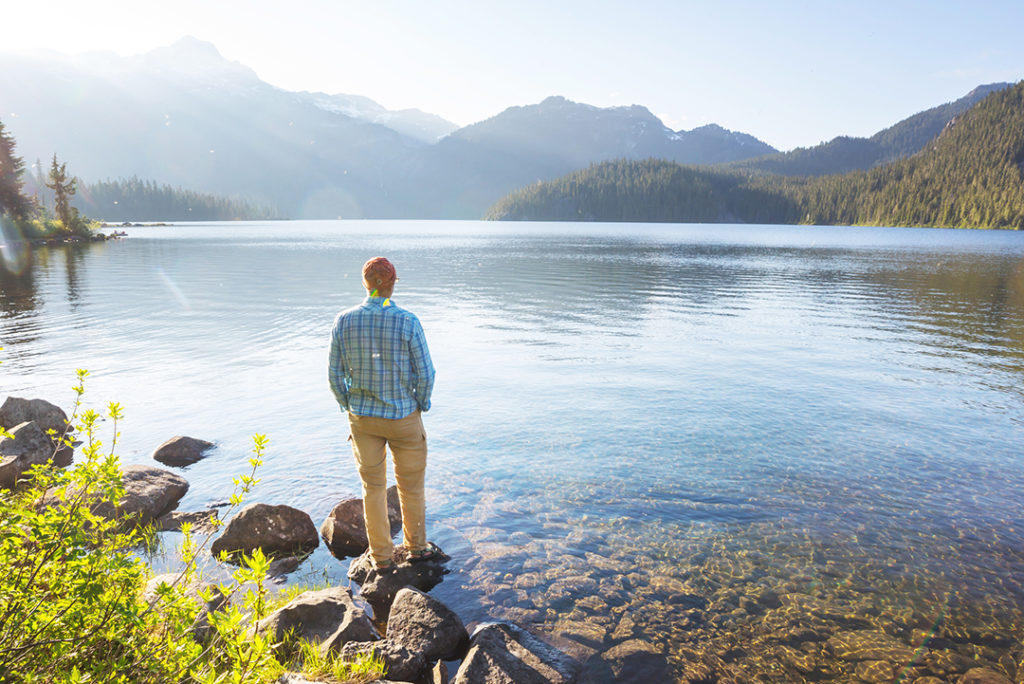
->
[328, 296, 435, 419]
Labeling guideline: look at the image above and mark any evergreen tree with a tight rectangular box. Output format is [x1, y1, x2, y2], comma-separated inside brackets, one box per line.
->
[0, 119, 31, 219]
[45, 154, 78, 233]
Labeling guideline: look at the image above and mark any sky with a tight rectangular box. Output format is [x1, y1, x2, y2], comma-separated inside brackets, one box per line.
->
[4, 0, 1024, 151]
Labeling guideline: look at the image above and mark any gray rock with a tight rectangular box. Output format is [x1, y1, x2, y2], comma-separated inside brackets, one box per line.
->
[211, 503, 319, 560]
[587, 639, 669, 683]
[348, 546, 450, 610]
[276, 674, 329, 684]
[152, 435, 215, 467]
[143, 572, 227, 644]
[320, 485, 402, 559]
[958, 668, 1014, 684]
[453, 622, 581, 684]
[0, 396, 70, 436]
[0, 421, 62, 489]
[85, 465, 189, 527]
[336, 640, 426, 682]
[156, 509, 219, 533]
[266, 555, 308, 580]
[387, 587, 469, 662]
[256, 586, 377, 646]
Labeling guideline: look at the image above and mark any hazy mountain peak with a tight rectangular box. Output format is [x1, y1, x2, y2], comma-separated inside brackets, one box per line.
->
[141, 36, 259, 82]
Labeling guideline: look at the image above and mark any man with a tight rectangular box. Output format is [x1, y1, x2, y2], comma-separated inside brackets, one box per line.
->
[328, 257, 437, 572]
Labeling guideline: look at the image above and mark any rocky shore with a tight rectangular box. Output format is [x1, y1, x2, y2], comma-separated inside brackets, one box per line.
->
[3, 393, 1023, 683]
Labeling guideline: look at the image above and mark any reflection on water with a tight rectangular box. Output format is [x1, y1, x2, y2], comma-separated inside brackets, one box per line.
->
[2, 221, 1024, 682]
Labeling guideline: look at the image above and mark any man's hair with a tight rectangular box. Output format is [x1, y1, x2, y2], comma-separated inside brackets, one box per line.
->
[362, 257, 397, 288]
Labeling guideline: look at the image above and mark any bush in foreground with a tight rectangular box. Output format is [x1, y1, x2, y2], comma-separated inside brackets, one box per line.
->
[0, 370, 383, 683]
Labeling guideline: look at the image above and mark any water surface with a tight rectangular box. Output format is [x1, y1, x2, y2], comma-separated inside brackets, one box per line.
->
[2, 221, 1023, 681]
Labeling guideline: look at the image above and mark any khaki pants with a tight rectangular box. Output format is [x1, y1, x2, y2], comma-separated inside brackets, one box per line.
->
[347, 410, 428, 564]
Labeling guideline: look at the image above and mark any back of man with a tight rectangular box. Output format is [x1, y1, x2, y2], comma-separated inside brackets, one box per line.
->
[328, 257, 437, 572]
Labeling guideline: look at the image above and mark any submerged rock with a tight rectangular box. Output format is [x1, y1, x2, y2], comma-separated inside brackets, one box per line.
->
[157, 509, 219, 533]
[210, 503, 319, 559]
[958, 668, 1014, 684]
[453, 622, 581, 684]
[320, 485, 401, 559]
[151, 435, 215, 467]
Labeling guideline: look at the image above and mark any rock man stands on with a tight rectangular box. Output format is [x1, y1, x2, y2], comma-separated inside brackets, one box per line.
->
[328, 257, 437, 571]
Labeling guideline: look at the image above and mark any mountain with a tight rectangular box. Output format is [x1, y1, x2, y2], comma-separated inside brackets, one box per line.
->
[730, 83, 1012, 176]
[486, 82, 1024, 230]
[0, 39, 781, 219]
[394, 96, 776, 218]
[0, 37, 427, 218]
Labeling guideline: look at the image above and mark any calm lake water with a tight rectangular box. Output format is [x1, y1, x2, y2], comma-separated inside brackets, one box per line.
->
[2, 220, 1024, 682]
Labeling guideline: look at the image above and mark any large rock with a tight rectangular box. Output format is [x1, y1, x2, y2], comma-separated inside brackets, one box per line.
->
[0, 396, 70, 436]
[0, 421, 63, 489]
[320, 485, 402, 559]
[348, 546, 450, 609]
[210, 503, 319, 559]
[336, 640, 426, 682]
[453, 622, 581, 684]
[387, 587, 469, 662]
[256, 586, 377, 646]
[89, 465, 190, 526]
[151, 435, 215, 467]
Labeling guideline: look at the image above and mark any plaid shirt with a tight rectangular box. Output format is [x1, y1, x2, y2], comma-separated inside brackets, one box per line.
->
[328, 296, 435, 419]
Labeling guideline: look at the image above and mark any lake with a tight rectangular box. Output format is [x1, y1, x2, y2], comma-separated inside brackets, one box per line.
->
[2, 220, 1024, 682]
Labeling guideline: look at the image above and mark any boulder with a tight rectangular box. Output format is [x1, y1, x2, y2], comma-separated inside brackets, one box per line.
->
[88, 465, 189, 526]
[0, 421, 61, 489]
[320, 485, 402, 559]
[0, 396, 70, 435]
[588, 639, 669, 683]
[453, 622, 581, 684]
[336, 640, 426, 682]
[256, 586, 377, 646]
[958, 669, 1014, 684]
[210, 503, 319, 559]
[143, 572, 227, 643]
[387, 587, 469, 662]
[266, 555, 309, 581]
[348, 546, 450, 609]
[157, 509, 219, 534]
[152, 435, 215, 467]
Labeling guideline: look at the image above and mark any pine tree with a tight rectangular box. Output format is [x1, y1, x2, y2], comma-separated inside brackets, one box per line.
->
[0, 119, 31, 219]
[45, 154, 78, 233]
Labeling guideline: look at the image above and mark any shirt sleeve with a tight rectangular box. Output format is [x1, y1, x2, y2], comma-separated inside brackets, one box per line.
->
[328, 318, 350, 412]
[408, 316, 435, 412]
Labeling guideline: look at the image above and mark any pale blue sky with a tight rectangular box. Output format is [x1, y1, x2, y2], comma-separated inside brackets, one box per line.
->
[6, 1, 1023, 150]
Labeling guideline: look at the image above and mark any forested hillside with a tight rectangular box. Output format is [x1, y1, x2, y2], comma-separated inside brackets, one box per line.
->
[487, 82, 1024, 230]
[729, 83, 1010, 177]
[76, 177, 277, 222]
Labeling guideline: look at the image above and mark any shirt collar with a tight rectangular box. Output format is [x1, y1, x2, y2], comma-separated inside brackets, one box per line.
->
[363, 295, 394, 308]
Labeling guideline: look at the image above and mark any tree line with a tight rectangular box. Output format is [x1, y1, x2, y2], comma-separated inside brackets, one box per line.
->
[487, 82, 1024, 230]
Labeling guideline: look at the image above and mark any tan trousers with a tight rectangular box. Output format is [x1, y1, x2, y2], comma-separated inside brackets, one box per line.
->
[347, 410, 428, 564]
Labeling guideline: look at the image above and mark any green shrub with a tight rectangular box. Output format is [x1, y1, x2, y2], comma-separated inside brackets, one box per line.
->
[0, 371, 385, 683]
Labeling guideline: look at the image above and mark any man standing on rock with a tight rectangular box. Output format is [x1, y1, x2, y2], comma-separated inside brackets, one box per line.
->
[328, 256, 438, 572]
